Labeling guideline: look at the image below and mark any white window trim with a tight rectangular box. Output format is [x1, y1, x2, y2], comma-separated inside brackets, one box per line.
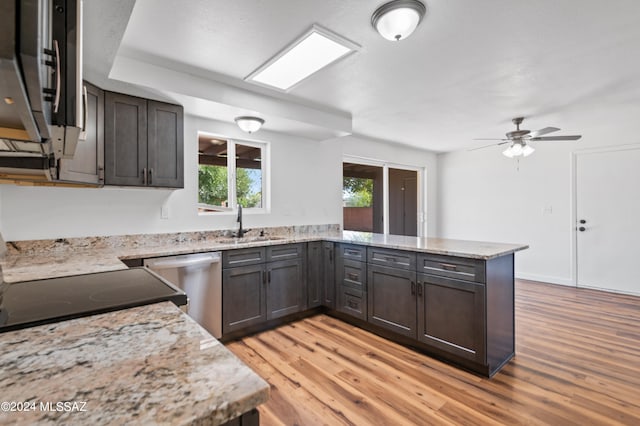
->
[198, 135, 270, 215]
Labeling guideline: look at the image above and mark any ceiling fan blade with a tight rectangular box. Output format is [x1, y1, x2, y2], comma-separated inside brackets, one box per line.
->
[529, 127, 560, 138]
[468, 141, 510, 151]
[472, 138, 508, 141]
[529, 135, 582, 141]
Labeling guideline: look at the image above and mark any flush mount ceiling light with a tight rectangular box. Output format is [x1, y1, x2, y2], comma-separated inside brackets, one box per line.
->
[234, 116, 265, 134]
[246, 25, 359, 91]
[372, 0, 427, 41]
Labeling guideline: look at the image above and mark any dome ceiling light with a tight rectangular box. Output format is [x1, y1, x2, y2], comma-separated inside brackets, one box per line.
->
[234, 116, 265, 134]
[371, 0, 427, 41]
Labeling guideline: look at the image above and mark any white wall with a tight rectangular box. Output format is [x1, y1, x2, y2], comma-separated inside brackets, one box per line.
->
[338, 135, 439, 237]
[438, 119, 640, 286]
[0, 116, 343, 241]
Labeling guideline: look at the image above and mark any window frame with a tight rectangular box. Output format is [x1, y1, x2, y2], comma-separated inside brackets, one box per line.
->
[198, 135, 270, 215]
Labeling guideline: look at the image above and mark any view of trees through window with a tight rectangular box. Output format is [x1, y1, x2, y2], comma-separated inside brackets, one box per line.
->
[343, 177, 373, 207]
[198, 136, 263, 211]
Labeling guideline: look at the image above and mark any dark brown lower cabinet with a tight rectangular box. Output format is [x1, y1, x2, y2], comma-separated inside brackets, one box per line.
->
[222, 264, 266, 334]
[367, 264, 417, 338]
[322, 242, 335, 309]
[417, 272, 486, 364]
[267, 259, 305, 319]
[337, 286, 366, 320]
[222, 245, 306, 337]
[307, 242, 323, 308]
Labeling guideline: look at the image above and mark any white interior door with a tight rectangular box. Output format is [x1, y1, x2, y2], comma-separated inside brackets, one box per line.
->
[576, 147, 640, 295]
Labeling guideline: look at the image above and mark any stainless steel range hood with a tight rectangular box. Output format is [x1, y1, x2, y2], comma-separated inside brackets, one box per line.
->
[0, 0, 83, 181]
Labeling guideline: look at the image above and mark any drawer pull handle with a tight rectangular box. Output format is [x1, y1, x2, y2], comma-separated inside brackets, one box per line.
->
[347, 300, 358, 309]
[346, 250, 360, 256]
[411, 281, 416, 295]
[347, 272, 359, 280]
[439, 263, 458, 271]
[385, 256, 396, 262]
[417, 282, 423, 296]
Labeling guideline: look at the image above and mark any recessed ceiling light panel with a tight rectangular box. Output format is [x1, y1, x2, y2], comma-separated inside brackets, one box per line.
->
[246, 25, 359, 92]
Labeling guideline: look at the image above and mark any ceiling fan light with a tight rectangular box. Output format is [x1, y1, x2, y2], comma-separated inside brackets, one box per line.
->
[234, 116, 265, 133]
[372, 0, 427, 41]
[522, 145, 535, 157]
[510, 143, 523, 156]
[502, 147, 515, 158]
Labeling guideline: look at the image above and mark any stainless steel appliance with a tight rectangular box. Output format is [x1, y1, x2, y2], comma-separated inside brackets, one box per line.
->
[0, 0, 84, 179]
[0, 268, 188, 333]
[144, 252, 222, 338]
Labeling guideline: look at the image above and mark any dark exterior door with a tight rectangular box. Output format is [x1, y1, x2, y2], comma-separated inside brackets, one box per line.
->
[307, 242, 323, 308]
[222, 264, 266, 334]
[147, 101, 184, 188]
[266, 259, 304, 319]
[367, 264, 417, 338]
[417, 273, 486, 363]
[389, 168, 418, 236]
[322, 241, 335, 308]
[104, 92, 147, 186]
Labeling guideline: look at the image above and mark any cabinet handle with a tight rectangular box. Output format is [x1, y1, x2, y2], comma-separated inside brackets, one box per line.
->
[386, 256, 396, 263]
[346, 250, 359, 256]
[329, 249, 333, 263]
[52, 40, 61, 113]
[143, 167, 147, 185]
[148, 168, 153, 185]
[347, 272, 359, 281]
[417, 282, 423, 296]
[262, 270, 266, 285]
[411, 281, 416, 295]
[347, 300, 358, 309]
[267, 270, 271, 283]
[439, 263, 458, 271]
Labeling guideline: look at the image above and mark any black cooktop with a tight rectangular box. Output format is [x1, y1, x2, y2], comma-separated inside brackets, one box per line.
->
[0, 268, 187, 333]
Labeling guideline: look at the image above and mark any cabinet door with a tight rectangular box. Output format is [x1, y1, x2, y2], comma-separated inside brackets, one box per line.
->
[417, 273, 486, 363]
[104, 92, 147, 186]
[58, 82, 104, 184]
[222, 264, 266, 334]
[368, 265, 417, 338]
[322, 242, 335, 308]
[147, 101, 184, 188]
[266, 259, 304, 319]
[307, 242, 323, 308]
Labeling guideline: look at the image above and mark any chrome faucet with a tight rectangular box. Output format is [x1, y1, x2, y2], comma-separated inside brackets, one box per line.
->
[236, 204, 247, 238]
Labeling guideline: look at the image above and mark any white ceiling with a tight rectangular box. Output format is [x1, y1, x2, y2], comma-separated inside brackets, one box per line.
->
[85, 0, 640, 152]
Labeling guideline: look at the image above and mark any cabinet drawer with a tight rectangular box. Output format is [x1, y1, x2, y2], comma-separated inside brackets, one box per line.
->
[266, 243, 304, 262]
[338, 286, 367, 320]
[339, 259, 366, 290]
[368, 247, 416, 270]
[417, 254, 485, 283]
[337, 243, 366, 262]
[223, 247, 266, 268]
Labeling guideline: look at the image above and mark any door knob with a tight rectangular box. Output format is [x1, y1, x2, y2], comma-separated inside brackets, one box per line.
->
[579, 219, 587, 224]
[579, 227, 586, 232]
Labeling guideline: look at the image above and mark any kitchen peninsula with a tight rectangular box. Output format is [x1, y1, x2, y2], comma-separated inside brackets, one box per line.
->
[1, 228, 526, 424]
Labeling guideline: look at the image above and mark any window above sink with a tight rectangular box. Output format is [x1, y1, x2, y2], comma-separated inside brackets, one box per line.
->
[197, 132, 269, 214]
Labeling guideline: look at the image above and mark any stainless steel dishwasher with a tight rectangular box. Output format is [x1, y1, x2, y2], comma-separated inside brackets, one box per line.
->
[144, 252, 222, 338]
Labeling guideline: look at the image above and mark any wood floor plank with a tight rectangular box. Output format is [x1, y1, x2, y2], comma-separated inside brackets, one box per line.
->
[227, 280, 640, 425]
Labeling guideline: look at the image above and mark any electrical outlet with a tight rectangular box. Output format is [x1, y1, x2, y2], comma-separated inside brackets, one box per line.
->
[161, 205, 169, 219]
[543, 205, 553, 215]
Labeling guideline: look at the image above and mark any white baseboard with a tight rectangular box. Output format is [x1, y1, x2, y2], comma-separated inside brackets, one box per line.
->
[515, 273, 575, 287]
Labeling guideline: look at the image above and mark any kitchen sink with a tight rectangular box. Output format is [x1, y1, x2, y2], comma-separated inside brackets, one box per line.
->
[215, 236, 286, 244]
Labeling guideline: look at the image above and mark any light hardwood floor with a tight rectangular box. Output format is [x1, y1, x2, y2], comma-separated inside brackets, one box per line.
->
[226, 280, 640, 425]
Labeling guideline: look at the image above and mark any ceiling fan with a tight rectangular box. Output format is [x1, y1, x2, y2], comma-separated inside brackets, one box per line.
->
[471, 117, 582, 157]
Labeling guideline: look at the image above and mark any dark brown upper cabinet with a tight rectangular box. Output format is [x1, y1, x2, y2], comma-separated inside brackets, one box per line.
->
[58, 82, 105, 184]
[104, 92, 183, 188]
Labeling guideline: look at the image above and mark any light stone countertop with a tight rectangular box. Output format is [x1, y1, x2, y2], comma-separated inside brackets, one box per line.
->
[0, 230, 528, 284]
[0, 301, 269, 426]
